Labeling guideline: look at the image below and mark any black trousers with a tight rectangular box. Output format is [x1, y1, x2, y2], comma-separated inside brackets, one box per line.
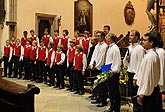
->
[46, 65, 54, 85]
[30, 60, 36, 80]
[106, 73, 121, 112]
[14, 56, 22, 77]
[128, 72, 141, 112]
[3, 56, 12, 76]
[142, 86, 162, 112]
[67, 62, 74, 89]
[37, 60, 46, 82]
[23, 57, 30, 79]
[56, 65, 65, 87]
[73, 70, 84, 92]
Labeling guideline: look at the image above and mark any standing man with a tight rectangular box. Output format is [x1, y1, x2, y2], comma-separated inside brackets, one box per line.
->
[29, 29, 40, 46]
[136, 31, 162, 112]
[104, 33, 121, 112]
[103, 25, 110, 36]
[89, 31, 108, 107]
[123, 30, 145, 112]
[21, 31, 28, 47]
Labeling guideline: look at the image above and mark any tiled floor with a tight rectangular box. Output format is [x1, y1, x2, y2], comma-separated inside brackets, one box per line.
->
[3, 77, 133, 112]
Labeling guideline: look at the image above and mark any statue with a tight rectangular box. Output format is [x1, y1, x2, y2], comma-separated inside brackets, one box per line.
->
[146, 0, 162, 31]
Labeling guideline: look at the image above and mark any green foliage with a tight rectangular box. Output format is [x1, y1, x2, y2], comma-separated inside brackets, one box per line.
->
[119, 65, 128, 85]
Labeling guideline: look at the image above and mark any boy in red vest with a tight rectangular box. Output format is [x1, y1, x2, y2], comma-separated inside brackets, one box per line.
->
[29, 29, 40, 46]
[81, 31, 91, 55]
[67, 40, 76, 91]
[36, 40, 48, 83]
[2, 40, 13, 77]
[45, 42, 55, 86]
[59, 29, 69, 54]
[54, 44, 65, 89]
[42, 28, 53, 47]
[23, 40, 32, 80]
[74, 30, 81, 45]
[73, 45, 87, 95]
[10, 36, 16, 73]
[53, 30, 60, 51]
[13, 39, 24, 79]
[30, 40, 38, 81]
[21, 31, 28, 47]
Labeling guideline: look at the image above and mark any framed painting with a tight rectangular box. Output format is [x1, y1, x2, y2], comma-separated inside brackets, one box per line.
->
[74, 0, 93, 36]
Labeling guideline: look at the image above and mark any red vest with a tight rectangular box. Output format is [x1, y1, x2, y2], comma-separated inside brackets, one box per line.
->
[15, 45, 21, 57]
[42, 35, 50, 47]
[46, 49, 54, 65]
[53, 37, 59, 51]
[21, 37, 27, 47]
[38, 47, 47, 61]
[61, 37, 68, 51]
[10, 42, 16, 54]
[4, 46, 10, 57]
[24, 45, 32, 58]
[68, 48, 76, 63]
[82, 39, 90, 54]
[55, 52, 63, 64]
[74, 53, 83, 70]
[30, 47, 37, 60]
[75, 38, 80, 45]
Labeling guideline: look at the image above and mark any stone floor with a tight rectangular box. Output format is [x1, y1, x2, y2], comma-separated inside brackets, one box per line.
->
[3, 77, 133, 112]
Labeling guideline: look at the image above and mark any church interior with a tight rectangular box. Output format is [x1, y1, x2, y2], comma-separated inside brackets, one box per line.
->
[0, 0, 165, 112]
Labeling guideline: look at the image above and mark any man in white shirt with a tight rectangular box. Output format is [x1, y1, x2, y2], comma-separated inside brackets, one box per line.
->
[104, 33, 121, 112]
[136, 31, 162, 112]
[155, 32, 165, 93]
[89, 31, 108, 107]
[123, 30, 145, 112]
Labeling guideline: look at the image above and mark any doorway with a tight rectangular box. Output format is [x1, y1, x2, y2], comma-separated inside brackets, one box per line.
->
[38, 20, 50, 40]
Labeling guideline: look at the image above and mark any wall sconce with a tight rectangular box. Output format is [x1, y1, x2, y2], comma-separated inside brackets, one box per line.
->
[58, 16, 61, 26]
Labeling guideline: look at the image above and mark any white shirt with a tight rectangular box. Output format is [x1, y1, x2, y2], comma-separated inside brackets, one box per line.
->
[2, 45, 13, 61]
[156, 47, 165, 92]
[55, 51, 65, 65]
[14, 44, 24, 61]
[48, 48, 55, 67]
[90, 41, 108, 70]
[73, 52, 87, 71]
[105, 43, 121, 73]
[123, 43, 145, 79]
[137, 49, 160, 96]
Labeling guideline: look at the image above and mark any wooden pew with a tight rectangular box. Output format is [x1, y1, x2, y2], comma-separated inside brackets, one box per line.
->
[0, 79, 40, 112]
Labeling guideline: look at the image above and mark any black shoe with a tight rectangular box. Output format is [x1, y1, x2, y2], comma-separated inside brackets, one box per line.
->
[91, 100, 100, 104]
[23, 77, 27, 80]
[2, 75, 7, 77]
[11, 75, 17, 78]
[30, 78, 35, 81]
[104, 108, 115, 112]
[91, 96, 98, 100]
[54, 85, 59, 88]
[59, 86, 64, 89]
[66, 88, 71, 91]
[78, 91, 84, 95]
[17, 76, 22, 79]
[89, 95, 94, 98]
[8, 75, 11, 78]
[70, 89, 74, 92]
[74, 91, 79, 94]
[97, 101, 107, 107]
[48, 83, 55, 87]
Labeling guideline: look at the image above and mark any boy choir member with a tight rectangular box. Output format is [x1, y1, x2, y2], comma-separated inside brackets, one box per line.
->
[58, 29, 69, 54]
[81, 31, 91, 55]
[36, 41, 48, 83]
[30, 40, 38, 81]
[54, 44, 65, 89]
[104, 33, 121, 112]
[123, 30, 145, 112]
[53, 30, 60, 51]
[2, 40, 13, 77]
[10, 36, 16, 73]
[74, 30, 81, 45]
[42, 28, 53, 47]
[73, 45, 87, 95]
[45, 42, 55, 86]
[155, 32, 165, 93]
[21, 31, 28, 47]
[23, 40, 32, 80]
[67, 40, 76, 91]
[29, 29, 40, 46]
[136, 31, 162, 112]
[13, 39, 24, 79]
[103, 25, 111, 36]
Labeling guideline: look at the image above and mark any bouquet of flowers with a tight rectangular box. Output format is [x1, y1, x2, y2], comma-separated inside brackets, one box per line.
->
[93, 72, 109, 89]
[119, 65, 128, 85]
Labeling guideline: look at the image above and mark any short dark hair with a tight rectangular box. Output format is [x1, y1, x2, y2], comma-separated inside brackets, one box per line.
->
[134, 30, 140, 40]
[74, 30, 80, 35]
[144, 31, 158, 48]
[30, 29, 35, 33]
[54, 30, 59, 33]
[106, 33, 116, 42]
[63, 29, 69, 35]
[104, 25, 110, 31]
[156, 32, 164, 48]
[97, 31, 106, 38]
[23, 31, 28, 34]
